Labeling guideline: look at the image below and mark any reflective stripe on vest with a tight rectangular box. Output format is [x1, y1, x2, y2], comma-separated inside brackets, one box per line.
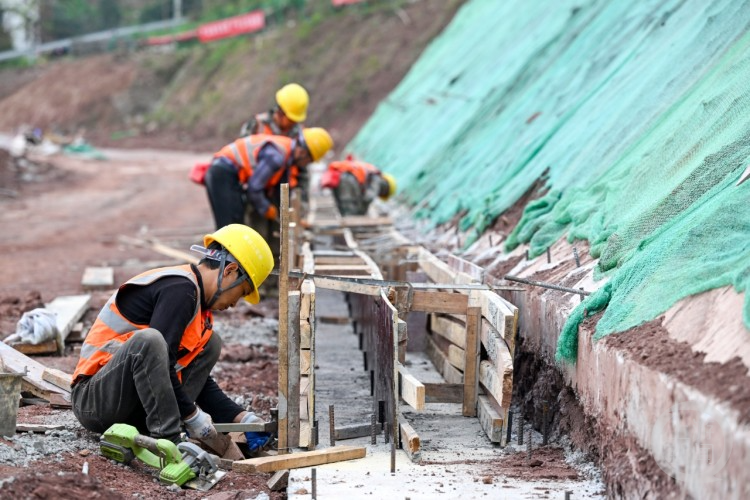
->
[215, 135, 294, 185]
[328, 160, 381, 186]
[72, 265, 212, 384]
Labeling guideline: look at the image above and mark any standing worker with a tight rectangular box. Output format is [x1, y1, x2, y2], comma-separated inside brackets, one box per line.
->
[203, 128, 333, 265]
[71, 224, 275, 451]
[239, 83, 309, 138]
[321, 156, 397, 216]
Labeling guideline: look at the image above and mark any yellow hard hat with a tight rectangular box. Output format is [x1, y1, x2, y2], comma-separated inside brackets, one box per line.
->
[204, 224, 274, 304]
[302, 127, 334, 162]
[380, 173, 397, 200]
[276, 83, 309, 123]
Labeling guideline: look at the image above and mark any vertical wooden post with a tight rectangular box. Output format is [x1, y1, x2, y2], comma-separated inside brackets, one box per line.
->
[463, 293, 480, 417]
[278, 184, 290, 454]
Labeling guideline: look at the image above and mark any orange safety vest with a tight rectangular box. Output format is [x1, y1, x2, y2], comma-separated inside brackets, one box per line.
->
[327, 160, 381, 186]
[215, 134, 298, 188]
[72, 265, 213, 385]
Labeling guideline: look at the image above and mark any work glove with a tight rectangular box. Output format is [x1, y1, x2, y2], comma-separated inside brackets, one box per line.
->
[264, 205, 279, 221]
[183, 407, 218, 442]
[241, 412, 273, 452]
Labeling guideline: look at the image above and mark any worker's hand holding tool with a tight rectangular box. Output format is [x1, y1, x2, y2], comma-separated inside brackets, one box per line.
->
[183, 407, 218, 442]
[241, 412, 273, 452]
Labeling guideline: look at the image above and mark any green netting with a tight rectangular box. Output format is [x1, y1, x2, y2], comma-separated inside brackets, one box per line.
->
[347, 0, 750, 361]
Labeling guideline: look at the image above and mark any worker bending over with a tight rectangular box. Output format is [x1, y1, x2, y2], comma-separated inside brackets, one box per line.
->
[71, 225, 274, 450]
[203, 128, 333, 266]
[321, 156, 397, 216]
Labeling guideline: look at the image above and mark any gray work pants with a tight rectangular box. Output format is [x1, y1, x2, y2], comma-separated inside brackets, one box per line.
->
[71, 328, 221, 441]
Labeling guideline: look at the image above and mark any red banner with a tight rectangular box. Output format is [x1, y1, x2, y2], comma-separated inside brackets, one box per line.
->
[197, 10, 265, 43]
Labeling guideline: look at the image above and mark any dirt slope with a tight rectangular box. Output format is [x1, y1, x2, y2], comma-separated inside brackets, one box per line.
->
[0, 0, 464, 153]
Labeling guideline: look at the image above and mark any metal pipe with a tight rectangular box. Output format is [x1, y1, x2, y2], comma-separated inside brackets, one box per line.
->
[504, 275, 590, 296]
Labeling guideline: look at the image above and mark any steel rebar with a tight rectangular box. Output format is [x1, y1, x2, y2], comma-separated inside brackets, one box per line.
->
[329, 405, 335, 446]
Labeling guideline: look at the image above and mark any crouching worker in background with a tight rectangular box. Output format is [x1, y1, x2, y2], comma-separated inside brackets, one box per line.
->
[321, 155, 397, 216]
[71, 224, 274, 452]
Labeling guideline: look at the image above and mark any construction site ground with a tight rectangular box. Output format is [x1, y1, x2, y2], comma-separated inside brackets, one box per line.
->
[0, 141, 605, 498]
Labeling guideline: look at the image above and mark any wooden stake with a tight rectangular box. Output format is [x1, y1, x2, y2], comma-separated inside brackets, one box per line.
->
[278, 183, 290, 454]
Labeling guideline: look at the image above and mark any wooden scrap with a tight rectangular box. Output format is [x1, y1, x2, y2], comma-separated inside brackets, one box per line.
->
[267, 469, 289, 491]
[47, 392, 72, 408]
[233, 446, 366, 473]
[477, 395, 503, 443]
[16, 423, 64, 433]
[42, 368, 72, 391]
[81, 266, 114, 290]
[46, 294, 91, 354]
[10, 339, 58, 355]
[399, 420, 421, 462]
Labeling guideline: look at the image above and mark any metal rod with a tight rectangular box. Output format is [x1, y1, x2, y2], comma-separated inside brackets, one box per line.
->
[504, 275, 590, 296]
[370, 370, 374, 396]
[312, 468, 317, 499]
[518, 412, 524, 446]
[527, 427, 532, 460]
[546, 247, 551, 264]
[329, 405, 335, 446]
[573, 247, 580, 268]
[542, 401, 549, 446]
[363, 351, 368, 371]
[371, 413, 377, 445]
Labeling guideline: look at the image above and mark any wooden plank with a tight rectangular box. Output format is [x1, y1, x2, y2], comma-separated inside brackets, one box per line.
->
[46, 294, 91, 353]
[423, 383, 463, 404]
[309, 275, 382, 296]
[425, 336, 463, 384]
[81, 266, 114, 290]
[397, 364, 425, 411]
[478, 291, 517, 350]
[477, 395, 503, 443]
[335, 423, 382, 440]
[446, 344, 464, 372]
[410, 291, 468, 315]
[463, 300, 480, 417]
[480, 319, 514, 387]
[429, 314, 466, 349]
[233, 446, 366, 473]
[479, 358, 513, 410]
[287, 291, 301, 449]
[0, 341, 68, 397]
[16, 423, 64, 433]
[445, 254, 485, 283]
[10, 340, 58, 355]
[340, 215, 392, 227]
[267, 470, 289, 491]
[118, 235, 199, 265]
[278, 184, 290, 455]
[42, 368, 72, 391]
[313, 264, 374, 273]
[312, 256, 363, 265]
[399, 419, 421, 462]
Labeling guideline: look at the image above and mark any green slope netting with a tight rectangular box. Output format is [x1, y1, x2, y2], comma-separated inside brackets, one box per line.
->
[347, 0, 750, 361]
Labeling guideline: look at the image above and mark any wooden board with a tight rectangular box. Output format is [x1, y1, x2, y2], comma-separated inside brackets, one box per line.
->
[81, 266, 114, 290]
[42, 368, 72, 391]
[0, 341, 68, 398]
[16, 423, 64, 433]
[429, 314, 466, 349]
[233, 446, 366, 473]
[46, 294, 91, 353]
[462, 301, 480, 417]
[478, 291, 518, 353]
[287, 291, 301, 448]
[410, 291, 468, 315]
[278, 184, 291, 454]
[397, 364, 425, 411]
[477, 395, 503, 443]
[479, 358, 513, 410]
[267, 470, 289, 491]
[423, 383, 463, 404]
[447, 344, 465, 372]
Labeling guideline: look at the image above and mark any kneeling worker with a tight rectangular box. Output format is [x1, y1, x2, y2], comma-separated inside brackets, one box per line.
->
[321, 156, 397, 216]
[71, 224, 274, 450]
